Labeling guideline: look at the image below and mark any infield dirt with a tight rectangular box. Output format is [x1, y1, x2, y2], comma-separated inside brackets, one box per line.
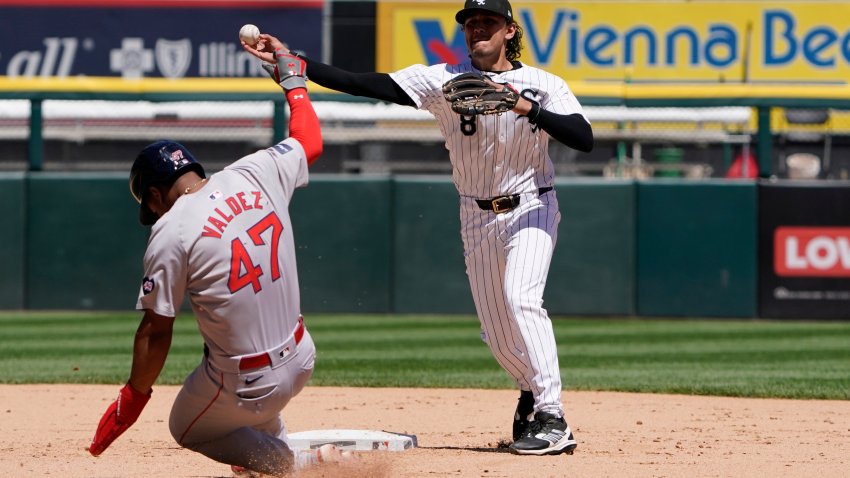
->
[1, 384, 848, 477]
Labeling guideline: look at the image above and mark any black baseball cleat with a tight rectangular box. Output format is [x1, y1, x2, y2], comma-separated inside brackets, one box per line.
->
[509, 412, 578, 456]
[513, 390, 534, 441]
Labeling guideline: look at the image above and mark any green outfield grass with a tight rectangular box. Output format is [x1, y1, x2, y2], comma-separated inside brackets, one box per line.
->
[1, 312, 848, 400]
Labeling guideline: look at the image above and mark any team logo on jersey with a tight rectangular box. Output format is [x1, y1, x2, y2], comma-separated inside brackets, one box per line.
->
[142, 277, 155, 295]
[209, 190, 223, 200]
[520, 88, 542, 132]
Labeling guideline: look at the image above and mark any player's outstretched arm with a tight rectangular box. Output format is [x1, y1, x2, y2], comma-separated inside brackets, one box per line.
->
[89, 310, 174, 456]
[242, 33, 321, 162]
[243, 33, 414, 107]
[259, 47, 322, 164]
[88, 382, 151, 456]
[284, 78, 322, 164]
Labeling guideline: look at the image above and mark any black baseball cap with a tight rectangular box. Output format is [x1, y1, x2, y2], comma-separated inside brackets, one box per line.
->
[456, 0, 514, 24]
[129, 140, 205, 226]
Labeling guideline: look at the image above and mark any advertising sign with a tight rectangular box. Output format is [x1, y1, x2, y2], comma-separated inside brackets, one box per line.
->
[0, 0, 323, 80]
[377, 1, 850, 85]
[759, 182, 850, 319]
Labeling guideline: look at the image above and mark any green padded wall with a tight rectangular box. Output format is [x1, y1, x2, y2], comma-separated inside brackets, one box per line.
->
[391, 178, 635, 315]
[0, 173, 25, 309]
[290, 176, 392, 313]
[548, 180, 636, 315]
[392, 177, 475, 313]
[637, 180, 757, 317]
[26, 173, 149, 309]
[9, 175, 760, 317]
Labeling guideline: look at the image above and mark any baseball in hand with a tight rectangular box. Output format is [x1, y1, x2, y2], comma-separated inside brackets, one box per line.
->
[239, 24, 261, 46]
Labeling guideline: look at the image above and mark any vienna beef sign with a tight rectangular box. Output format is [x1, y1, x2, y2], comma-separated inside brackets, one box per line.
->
[378, 1, 850, 84]
[775, 227, 850, 277]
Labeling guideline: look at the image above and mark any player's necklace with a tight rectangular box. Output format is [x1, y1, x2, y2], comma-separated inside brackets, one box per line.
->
[182, 178, 207, 196]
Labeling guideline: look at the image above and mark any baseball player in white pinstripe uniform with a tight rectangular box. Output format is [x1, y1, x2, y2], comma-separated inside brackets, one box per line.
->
[88, 50, 355, 476]
[246, 0, 593, 456]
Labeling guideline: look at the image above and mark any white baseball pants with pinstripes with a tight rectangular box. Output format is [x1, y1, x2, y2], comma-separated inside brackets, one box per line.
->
[460, 190, 564, 417]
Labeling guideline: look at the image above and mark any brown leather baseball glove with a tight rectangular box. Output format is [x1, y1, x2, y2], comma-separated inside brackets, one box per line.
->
[442, 73, 519, 116]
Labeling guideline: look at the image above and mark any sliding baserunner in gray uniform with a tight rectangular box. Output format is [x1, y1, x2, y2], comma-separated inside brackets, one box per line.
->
[88, 48, 353, 476]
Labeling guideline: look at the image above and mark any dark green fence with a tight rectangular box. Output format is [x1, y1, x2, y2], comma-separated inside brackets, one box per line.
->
[391, 178, 473, 314]
[291, 177, 393, 313]
[549, 179, 636, 315]
[25, 173, 148, 309]
[1, 173, 764, 317]
[636, 181, 758, 317]
[0, 173, 26, 309]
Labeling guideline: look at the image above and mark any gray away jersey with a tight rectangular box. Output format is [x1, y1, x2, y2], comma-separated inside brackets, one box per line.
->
[390, 60, 587, 198]
[137, 138, 308, 359]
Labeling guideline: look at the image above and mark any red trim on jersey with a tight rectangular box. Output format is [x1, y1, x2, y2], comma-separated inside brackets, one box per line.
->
[294, 316, 305, 343]
[0, 0, 322, 8]
[178, 371, 224, 445]
[286, 88, 322, 164]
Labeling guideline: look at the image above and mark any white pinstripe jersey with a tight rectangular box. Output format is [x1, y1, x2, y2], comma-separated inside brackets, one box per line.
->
[390, 60, 587, 198]
[136, 138, 308, 359]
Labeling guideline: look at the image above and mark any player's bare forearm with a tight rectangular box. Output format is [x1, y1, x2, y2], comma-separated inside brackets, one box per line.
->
[512, 97, 533, 116]
[128, 310, 174, 393]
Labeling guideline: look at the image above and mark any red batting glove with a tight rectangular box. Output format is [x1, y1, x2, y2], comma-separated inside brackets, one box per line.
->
[88, 383, 152, 456]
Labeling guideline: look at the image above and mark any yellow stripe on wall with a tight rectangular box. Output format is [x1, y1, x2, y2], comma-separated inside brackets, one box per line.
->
[4, 76, 850, 101]
[0, 76, 336, 94]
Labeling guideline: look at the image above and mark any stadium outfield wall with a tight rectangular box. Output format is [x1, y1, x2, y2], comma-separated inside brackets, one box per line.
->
[5, 173, 849, 318]
[0, 173, 783, 318]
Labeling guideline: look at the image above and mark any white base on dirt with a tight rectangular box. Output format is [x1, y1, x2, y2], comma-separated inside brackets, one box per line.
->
[288, 429, 417, 452]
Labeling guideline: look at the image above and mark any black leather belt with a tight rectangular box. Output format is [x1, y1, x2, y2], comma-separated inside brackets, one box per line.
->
[475, 187, 553, 214]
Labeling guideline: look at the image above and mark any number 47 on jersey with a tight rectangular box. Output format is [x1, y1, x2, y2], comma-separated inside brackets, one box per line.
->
[228, 211, 284, 294]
